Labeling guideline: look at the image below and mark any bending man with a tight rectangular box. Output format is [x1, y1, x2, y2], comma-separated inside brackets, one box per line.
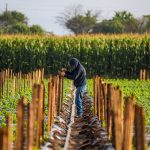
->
[61, 58, 86, 117]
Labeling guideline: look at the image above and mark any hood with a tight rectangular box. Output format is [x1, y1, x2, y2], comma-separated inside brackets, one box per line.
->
[69, 58, 79, 70]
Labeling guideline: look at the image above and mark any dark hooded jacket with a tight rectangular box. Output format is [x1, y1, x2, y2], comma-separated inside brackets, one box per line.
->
[64, 58, 86, 87]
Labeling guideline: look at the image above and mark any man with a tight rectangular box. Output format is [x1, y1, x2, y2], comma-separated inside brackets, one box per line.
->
[61, 58, 86, 117]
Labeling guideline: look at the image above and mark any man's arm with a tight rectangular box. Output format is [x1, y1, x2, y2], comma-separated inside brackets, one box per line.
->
[64, 70, 77, 80]
[65, 67, 82, 80]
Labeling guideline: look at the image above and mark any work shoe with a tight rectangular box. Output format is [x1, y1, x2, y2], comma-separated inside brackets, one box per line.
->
[74, 114, 83, 118]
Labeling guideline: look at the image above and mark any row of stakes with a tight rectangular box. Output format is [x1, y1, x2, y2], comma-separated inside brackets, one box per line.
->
[0, 68, 148, 99]
[0, 69, 149, 150]
[0, 69, 45, 99]
[140, 69, 149, 81]
[0, 69, 64, 150]
[68, 91, 113, 150]
[93, 76, 148, 150]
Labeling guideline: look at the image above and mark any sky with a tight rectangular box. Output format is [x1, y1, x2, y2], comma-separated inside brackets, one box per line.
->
[0, 0, 150, 35]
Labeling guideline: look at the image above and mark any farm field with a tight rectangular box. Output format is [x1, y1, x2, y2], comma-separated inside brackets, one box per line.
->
[105, 79, 150, 123]
[2, 78, 150, 126]
[0, 0, 150, 147]
[87, 79, 150, 121]
[0, 34, 149, 149]
[0, 34, 149, 78]
[0, 77, 71, 127]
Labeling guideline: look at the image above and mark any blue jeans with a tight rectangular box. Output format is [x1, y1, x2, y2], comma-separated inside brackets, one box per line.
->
[75, 84, 86, 116]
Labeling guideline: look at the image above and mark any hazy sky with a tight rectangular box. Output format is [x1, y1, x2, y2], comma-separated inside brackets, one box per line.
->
[0, 0, 150, 35]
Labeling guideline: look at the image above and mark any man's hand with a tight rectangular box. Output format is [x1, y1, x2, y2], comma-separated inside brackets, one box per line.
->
[61, 68, 67, 72]
[60, 71, 65, 77]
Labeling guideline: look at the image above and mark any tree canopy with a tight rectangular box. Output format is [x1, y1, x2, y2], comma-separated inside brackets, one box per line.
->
[58, 7, 150, 34]
[0, 10, 45, 34]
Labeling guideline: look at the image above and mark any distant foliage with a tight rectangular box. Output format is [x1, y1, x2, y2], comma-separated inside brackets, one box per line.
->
[0, 11, 45, 34]
[58, 7, 150, 34]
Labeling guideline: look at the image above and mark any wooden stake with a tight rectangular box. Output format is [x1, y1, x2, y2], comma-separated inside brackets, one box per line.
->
[0, 128, 8, 150]
[15, 97, 27, 150]
[122, 96, 135, 150]
[107, 84, 112, 139]
[113, 88, 123, 150]
[100, 80, 105, 123]
[13, 76, 16, 96]
[48, 80, 52, 132]
[27, 101, 34, 150]
[6, 114, 12, 150]
[36, 82, 45, 148]
[52, 78, 56, 126]
[97, 77, 101, 120]
[0, 72, 2, 99]
[93, 76, 96, 115]
[135, 105, 147, 150]
[140, 69, 143, 80]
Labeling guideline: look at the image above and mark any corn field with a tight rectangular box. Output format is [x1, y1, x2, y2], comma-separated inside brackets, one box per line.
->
[0, 34, 149, 77]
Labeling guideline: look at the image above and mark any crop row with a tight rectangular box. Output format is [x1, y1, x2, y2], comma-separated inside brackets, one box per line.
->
[0, 34, 149, 77]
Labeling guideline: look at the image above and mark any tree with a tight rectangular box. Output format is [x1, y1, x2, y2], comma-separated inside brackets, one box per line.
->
[58, 7, 144, 34]
[7, 22, 30, 34]
[30, 25, 44, 34]
[0, 11, 28, 26]
[0, 27, 4, 34]
[93, 19, 124, 34]
[57, 6, 99, 34]
[142, 15, 150, 32]
[112, 11, 139, 33]
[0, 10, 45, 34]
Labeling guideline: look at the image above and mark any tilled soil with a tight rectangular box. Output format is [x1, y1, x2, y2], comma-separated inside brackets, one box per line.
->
[42, 91, 114, 150]
[68, 92, 114, 150]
